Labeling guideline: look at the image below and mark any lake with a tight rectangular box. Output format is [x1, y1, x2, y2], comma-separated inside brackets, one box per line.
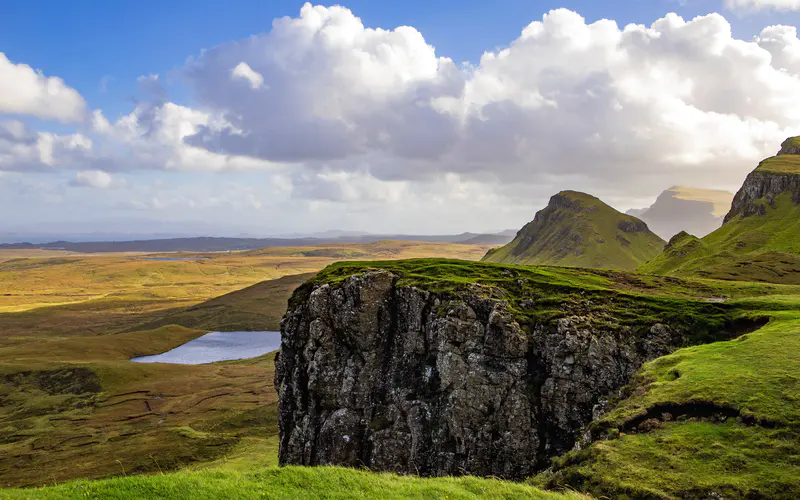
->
[131, 331, 281, 365]
[143, 257, 209, 261]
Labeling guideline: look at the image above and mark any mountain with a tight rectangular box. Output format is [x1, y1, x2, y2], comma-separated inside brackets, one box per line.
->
[0, 232, 511, 254]
[626, 186, 734, 239]
[641, 136, 800, 283]
[482, 191, 665, 270]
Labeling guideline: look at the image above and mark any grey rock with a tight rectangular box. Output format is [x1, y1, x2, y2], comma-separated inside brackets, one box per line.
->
[275, 271, 691, 479]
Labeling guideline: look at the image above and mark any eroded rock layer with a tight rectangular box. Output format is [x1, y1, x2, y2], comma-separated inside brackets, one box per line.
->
[275, 270, 707, 479]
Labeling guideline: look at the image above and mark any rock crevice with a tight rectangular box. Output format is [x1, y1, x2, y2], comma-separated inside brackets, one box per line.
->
[276, 271, 697, 479]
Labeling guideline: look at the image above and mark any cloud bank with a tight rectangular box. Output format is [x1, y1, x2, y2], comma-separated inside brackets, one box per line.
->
[3, 4, 800, 233]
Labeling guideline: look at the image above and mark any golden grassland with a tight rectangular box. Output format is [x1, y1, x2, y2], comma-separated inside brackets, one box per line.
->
[0, 241, 492, 488]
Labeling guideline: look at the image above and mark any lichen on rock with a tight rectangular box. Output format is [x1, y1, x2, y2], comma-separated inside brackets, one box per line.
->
[274, 267, 723, 479]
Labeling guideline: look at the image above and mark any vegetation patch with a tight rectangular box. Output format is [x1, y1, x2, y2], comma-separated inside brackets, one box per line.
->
[0, 465, 588, 500]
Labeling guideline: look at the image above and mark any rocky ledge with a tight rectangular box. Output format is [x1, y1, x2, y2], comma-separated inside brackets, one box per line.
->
[275, 265, 744, 479]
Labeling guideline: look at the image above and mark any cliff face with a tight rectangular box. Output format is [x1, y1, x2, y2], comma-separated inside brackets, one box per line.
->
[275, 269, 713, 479]
[724, 138, 800, 223]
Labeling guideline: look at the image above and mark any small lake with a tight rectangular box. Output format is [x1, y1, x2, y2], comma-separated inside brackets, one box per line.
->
[143, 257, 209, 262]
[131, 331, 281, 365]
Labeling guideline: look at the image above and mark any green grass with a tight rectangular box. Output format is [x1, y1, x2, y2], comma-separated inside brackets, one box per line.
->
[5, 247, 800, 498]
[537, 309, 800, 499]
[537, 422, 800, 499]
[754, 154, 800, 174]
[641, 192, 800, 283]
[483, 190, 664, 271]
[0, 466, 587, 500]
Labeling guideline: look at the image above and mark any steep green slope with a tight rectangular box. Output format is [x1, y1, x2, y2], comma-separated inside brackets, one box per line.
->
[641, 137, 800, 283]
[537, 313, 800, 499]
[483, 191, 665, 270]
[0, 466, 586, 500]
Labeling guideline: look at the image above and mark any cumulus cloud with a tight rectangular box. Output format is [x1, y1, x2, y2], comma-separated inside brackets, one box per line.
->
[71, 170, 114, 189]
[184, 3, 463, 162]
[8, 4, 800, 233]
[179, 5, 800, 195]
[231, 62, 266, 89]
[725, 0, 800, 12]
[0, 52, 87, 122]
[0, 120, 92, 171]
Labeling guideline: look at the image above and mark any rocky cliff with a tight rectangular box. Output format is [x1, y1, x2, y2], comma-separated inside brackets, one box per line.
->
[275, 261, 739, 479]
[724, 137, 800, 223]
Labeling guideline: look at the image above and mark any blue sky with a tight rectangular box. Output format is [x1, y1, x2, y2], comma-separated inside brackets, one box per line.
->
[1, 1, 800, 238]
[3, 0, 796, 122]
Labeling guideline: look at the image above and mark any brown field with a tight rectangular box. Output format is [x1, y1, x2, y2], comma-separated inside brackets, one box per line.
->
[0, 240, 491, 487]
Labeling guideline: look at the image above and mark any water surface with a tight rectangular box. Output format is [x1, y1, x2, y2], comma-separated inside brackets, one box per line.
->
[143, 257, 209, 262]
[131, 331, 280, 365]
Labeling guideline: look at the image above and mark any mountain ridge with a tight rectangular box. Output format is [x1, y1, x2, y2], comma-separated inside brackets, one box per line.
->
[641, 136, 800, 283]
[483, 190, 664, 270]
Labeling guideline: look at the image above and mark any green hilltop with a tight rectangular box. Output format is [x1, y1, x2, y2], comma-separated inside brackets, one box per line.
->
[641, 136, 800, 283]
[483, 190, 665, 271]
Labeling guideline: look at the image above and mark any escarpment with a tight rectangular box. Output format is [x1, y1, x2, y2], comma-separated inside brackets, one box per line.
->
[275, 263, 742, 480]
[724, 138, 800, 223]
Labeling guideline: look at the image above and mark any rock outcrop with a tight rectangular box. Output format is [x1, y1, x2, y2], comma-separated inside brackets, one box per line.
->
[275, 270, 711, 480]
[724, 138, 800, 223]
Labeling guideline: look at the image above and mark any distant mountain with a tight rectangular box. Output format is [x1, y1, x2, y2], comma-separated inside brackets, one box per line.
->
[458, 232, 516, 245]
[482, 191, 665, 270]
[0, 231, 512, 254]
[626, 186, 734, 240]
[641, 137, 800, 283]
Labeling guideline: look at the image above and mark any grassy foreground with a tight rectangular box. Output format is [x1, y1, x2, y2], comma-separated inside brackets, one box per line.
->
[536, 313, 800, 498]
[0, 243, 493, 488]
[0, 466, 587, 500]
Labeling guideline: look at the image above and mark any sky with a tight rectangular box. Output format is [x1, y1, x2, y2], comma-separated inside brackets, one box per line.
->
[2, 0, 800, 239]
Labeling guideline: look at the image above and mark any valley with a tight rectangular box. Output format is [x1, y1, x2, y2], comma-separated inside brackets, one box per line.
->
[3, 140, 800, 499]
[0, 241, 493, 490]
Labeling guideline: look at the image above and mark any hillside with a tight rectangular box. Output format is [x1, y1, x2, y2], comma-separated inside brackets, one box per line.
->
[483, 191, 665, 270]
[627, 186, 733, 239]
[641, 137, 800, 283]
[279, 258, 800, 499]
[0, 465, 585, 500]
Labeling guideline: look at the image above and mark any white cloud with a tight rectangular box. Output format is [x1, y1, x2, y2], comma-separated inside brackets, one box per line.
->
[757, 25, 800, 73]
[7, 5, 800, 234]
[231, 62, 266, 89]
[71, 170, 114, 189]
[184, 2, 463, 162]
[180, 6, 800, 194]
[725, 0, 800, 12]
[0, 120, 92, 171]
[0, 53, 87, 122]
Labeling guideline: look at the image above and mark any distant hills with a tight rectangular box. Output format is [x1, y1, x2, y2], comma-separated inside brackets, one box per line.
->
[483, 191, 664, 270]
[0, 231, 516, 254]
[641, 136, 800, 283]
[627, 186, 734, 240]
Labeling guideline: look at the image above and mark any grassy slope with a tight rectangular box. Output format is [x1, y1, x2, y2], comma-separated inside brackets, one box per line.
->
[0, 466, 586, 500]
[641, 192, 800, 283]
[0, 243, 495, 488]
[308, 259, 800, 499]
[536, 309, 800, 498]
[755, 152, 800, 174]
[5, 253, 800, 497]
[484, 191, 664, 271]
